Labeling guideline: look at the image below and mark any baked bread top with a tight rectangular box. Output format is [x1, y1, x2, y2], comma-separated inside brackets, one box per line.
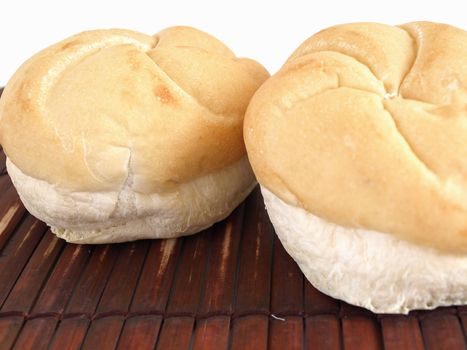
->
[0, 26, 269, 193]
[245, 22, 467, 253]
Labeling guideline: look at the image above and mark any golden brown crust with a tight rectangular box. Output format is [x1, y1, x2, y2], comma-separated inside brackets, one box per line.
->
[0, 27, 269, 193]
[244, 22, 467, 253]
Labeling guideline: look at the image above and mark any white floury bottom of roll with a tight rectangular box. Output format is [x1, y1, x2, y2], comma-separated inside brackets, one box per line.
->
[6, 157, 255, 244]
[261, 186, 467, 314]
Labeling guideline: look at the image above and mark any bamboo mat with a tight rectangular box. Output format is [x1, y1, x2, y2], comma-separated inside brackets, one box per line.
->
[0, 88, 466, 350]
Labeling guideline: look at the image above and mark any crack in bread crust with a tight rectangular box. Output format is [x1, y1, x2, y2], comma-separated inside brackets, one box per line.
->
[397, 26, 419, 97]
[282, 48, 442, 182]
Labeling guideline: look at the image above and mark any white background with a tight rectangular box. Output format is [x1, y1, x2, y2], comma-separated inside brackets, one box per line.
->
[0, 0, 466, 85]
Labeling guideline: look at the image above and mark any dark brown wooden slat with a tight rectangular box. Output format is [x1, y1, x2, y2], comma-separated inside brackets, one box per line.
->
[415, 306, 457, 320]
[340, 301, 375, 317]
[156, 317, 194, 350]
[66, 244, 119, 315]
[130, 238, 181, 314]
[0, 176, 26, 247]
[271, 236, 303, 316]
[0, 216, 46, 306]
[0, 316, 23, 349]
[192, 316, 230, 350]
[81, 316, 125, 350]
[117, 315, 162, 349]
[304, 283, 340, 316]
[197, 205, 244, 316]
[32, 243, 92, 314]
[459, 305, 467, 314]
[48, 316, 90, 350]
[2, 231, 63, 312]
[269, 316, 303, 350]
[420, 314, 466, 350]
[342, 316, 383, 350]
[0, 171, 12, 194]
[234, 189, 274, 315]
[12, 316, 58, 350]
[380, 315, 424, 350]
[95, 241, 149, 315]
[165, 230, 212, 316]
[0, 149, 6, 176]
[305, 315, 341, 350]
[0, 185, 27, 252]
[460, 314, 467, 335]
[230, 315, 269, 350]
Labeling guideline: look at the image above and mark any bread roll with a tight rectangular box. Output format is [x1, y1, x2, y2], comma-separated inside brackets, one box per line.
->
[245, 22, 467, 313]
[0, 26, 269, 243]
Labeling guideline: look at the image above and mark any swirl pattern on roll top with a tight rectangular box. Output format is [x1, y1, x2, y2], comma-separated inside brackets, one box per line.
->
[0, 27, 269, 193]
[244, 22, 467, 253]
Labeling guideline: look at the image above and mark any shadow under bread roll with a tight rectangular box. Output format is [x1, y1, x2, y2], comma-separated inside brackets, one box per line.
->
[244, 21, 467, 314]
[0, 26, 269, 244]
